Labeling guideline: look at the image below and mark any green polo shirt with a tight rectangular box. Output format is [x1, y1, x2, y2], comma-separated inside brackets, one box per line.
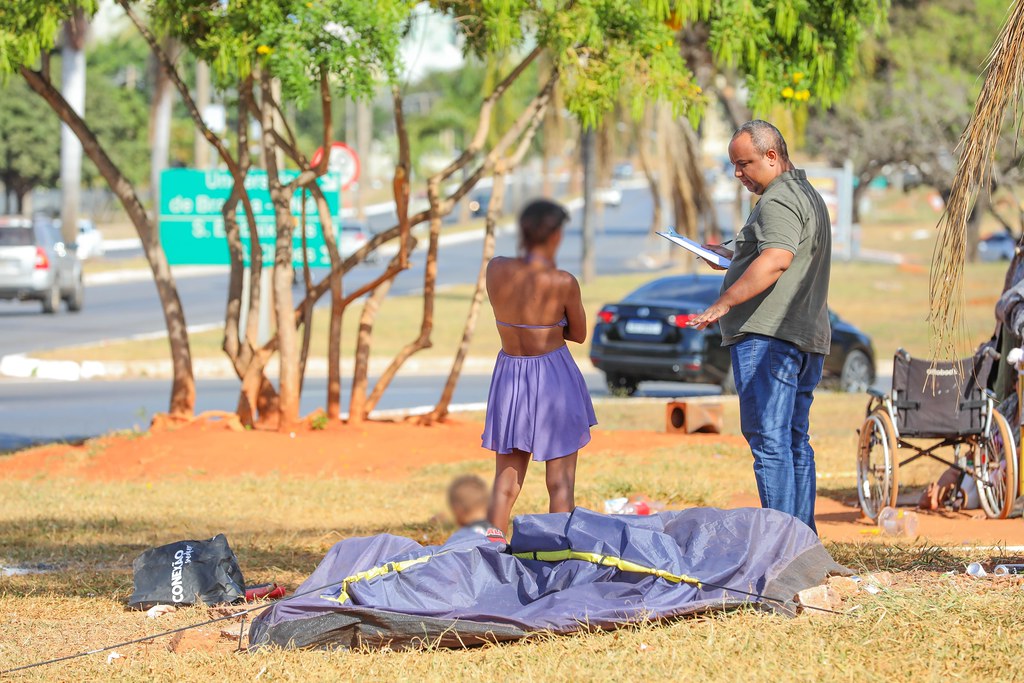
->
[720, 169, 832, 354]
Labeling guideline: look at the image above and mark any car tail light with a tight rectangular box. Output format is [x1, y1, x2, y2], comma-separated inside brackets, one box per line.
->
[34, 246, 49, 270]
[597, 308, 618, 324]
[667, 313, 698, 327]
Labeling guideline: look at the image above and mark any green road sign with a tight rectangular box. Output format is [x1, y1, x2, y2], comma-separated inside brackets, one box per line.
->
[159, 169, 343, 266]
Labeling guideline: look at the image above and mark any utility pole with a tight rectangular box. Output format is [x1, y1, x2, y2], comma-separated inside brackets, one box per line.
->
[60, 13, 87, 246]
[581, 127, 596, 284]
[193, 61, 211, 169]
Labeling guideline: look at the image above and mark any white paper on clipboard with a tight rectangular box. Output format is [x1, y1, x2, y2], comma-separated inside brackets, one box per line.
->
[656, 230, 732, 268]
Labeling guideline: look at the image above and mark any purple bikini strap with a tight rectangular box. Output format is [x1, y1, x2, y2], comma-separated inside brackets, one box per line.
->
[496, 315, 568, 329]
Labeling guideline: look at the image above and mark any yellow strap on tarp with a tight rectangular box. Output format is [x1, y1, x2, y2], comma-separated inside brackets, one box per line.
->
[513, 549, 702, 588]
[321, 555, 432, 604]
[320, 546, 702, 605]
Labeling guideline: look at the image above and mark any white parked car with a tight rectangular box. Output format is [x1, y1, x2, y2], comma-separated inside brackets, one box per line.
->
[54, 218, 105, 260]
[595, 186, 623, 207]
[339, 222, 375, 262]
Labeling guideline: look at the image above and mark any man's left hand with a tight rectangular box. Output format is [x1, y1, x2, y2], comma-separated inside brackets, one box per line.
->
[687, 301, 730, 330]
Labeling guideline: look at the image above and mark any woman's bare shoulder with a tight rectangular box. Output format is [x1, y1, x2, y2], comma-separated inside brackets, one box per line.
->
[554, 268, 581, 289]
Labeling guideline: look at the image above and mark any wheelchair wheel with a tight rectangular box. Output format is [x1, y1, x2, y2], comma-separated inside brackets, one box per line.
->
[977, 411, 1017, 519]
[857, 407, 899, 520]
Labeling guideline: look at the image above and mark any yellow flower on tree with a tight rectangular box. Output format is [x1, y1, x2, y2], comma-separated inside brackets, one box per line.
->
[257, 45, 273, 55]
[782, 86, 795, 99]
[793, 72, 805, 83]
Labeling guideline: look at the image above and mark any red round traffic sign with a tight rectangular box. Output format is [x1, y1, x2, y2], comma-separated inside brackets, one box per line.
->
[311, 141, 360, 190]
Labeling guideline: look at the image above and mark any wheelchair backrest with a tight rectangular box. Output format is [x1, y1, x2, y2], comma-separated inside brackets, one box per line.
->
[891, 353, 987, 438]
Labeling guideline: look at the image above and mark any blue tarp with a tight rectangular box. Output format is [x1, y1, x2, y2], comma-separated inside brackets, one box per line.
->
[249, 507, 845, 650]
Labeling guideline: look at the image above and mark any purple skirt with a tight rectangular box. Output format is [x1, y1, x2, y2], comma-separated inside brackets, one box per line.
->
[481, 345, 597, 461]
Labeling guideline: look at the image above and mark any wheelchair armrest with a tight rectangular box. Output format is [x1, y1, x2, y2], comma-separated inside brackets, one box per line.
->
[867, 387, 886, 399]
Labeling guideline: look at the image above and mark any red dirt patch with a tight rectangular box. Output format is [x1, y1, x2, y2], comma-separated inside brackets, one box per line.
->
[5, 413, 1022, 546]
[0, 412, 743, 482]
[729, 492, 1024, 547]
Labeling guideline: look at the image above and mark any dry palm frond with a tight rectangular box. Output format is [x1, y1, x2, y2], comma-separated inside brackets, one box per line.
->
[930, 0, 1024, 361]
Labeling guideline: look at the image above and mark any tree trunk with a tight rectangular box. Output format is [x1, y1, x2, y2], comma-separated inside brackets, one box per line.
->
[423, 171, 507, 425]
[425, 84, 554, 424]
[21, 67, 195, 416]
[581, 127, 596, 283]
[634, 115, 661, 234]
[260, 74, 300, 430]
[305, 182, 344, 419]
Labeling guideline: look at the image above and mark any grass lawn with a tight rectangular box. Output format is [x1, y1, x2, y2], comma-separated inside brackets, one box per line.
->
[2, 394, 1022, 680]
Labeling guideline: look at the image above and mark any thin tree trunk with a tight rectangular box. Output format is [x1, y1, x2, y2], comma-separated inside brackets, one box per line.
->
[22, 67, 195, 415]
[362, 74, 558, 419]
[635, 115, 661, 234]
[260, 73, 300, 430]
[424, 84, 554, 424]
[121, 6, 278, 422]
[306, 181, 344, 418]
[581, 127, 596, 283]
[421, 172, 506, 425]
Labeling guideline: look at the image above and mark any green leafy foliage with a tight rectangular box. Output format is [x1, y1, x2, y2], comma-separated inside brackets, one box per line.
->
[434, 0, 704, 129]
[808, 0, 1005, 192]
[0, 0, 98, 76]
[82, 70, 150, 188]
[0, 76, 60, 205]
[700, 0, 889, 114]
[147, 0, 417, 104]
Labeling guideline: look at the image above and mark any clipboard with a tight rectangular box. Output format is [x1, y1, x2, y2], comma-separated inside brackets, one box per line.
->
[656, 230, 732, 268]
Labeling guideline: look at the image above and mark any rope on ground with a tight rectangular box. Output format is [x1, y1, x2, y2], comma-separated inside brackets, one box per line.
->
[0, 554, 848, 675]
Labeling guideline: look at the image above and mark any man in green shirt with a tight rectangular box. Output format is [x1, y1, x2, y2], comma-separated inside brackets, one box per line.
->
[689, 120, 832, 533]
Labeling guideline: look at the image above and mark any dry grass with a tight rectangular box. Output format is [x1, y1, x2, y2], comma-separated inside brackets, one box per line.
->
[3, 394, 1022, 680]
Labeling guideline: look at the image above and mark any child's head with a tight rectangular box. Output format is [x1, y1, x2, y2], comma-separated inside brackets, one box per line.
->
[447, 474, 490, 527]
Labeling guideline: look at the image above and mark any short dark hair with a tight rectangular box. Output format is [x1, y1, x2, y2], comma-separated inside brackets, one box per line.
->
[733, 120, 790, 162]
[519, 198, 569, 250]
[447, 474, 488, 510]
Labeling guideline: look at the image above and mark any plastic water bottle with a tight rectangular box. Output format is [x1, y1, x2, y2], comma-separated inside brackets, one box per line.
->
[877, 507, 918, 537]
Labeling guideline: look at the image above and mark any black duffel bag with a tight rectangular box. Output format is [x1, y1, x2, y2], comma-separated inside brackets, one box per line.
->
[127, 533, 246, 609]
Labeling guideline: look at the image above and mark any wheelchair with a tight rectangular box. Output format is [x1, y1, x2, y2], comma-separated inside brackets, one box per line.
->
[856, 348, 1017, 520]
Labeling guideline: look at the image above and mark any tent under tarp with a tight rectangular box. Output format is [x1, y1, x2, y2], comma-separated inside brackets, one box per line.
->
[248, 507, 846, 651]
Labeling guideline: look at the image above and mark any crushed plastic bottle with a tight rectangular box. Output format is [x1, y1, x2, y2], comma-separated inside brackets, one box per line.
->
[877, 506, 919, 538]
[993, 564, 1024, 575]
[603, 495, 665, 516]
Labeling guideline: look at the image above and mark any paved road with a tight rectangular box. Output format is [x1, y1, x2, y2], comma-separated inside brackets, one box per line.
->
[0, 183, 737, 449]
[0, 186, 682, 357]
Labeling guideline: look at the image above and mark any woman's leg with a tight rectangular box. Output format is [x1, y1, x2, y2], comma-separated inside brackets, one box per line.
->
[545, 451, 578, 513]
[488, 449, 531, 536]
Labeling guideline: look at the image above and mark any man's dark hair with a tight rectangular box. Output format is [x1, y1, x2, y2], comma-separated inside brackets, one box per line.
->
[519, 198, 569, 250]
[733, 120, 790, 162]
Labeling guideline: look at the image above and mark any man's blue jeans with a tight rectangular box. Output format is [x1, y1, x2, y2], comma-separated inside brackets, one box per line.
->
[730, 334, 825, 533]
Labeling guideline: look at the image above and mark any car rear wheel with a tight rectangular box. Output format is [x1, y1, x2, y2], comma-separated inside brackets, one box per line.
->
[606, 374, 638, 397]
[41, 283, 60, 314]
[66, 277, 84, 313]
[840, 350, 874, 393]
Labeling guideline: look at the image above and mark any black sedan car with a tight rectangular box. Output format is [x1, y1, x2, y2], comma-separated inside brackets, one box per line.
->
[589, 274, 875, 396]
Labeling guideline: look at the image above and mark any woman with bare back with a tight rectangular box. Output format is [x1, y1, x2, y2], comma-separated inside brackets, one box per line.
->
[481, 199, 597, 537]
